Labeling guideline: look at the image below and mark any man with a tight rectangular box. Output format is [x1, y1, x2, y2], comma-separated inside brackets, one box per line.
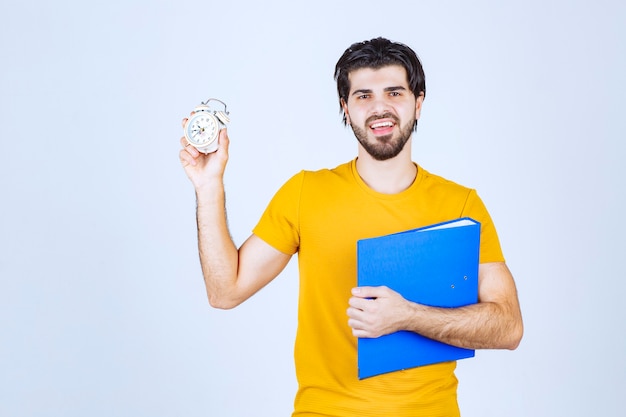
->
[179, 37, 523, 417]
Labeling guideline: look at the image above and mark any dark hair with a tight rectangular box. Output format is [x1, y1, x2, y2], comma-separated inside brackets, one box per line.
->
[334, 37, 426, 125]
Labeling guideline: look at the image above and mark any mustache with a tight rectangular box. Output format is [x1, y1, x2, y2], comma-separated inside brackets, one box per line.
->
[365, 113, 399, 125]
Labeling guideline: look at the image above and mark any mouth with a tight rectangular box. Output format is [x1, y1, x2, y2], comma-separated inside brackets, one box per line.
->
[369, 119, 396, 136]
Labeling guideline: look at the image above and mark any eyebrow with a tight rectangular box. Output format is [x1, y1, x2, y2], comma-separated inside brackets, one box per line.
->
[351, 86, 408, 96]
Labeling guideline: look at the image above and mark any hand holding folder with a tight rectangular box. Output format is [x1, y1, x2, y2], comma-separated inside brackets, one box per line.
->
[356, 217, 481, 379]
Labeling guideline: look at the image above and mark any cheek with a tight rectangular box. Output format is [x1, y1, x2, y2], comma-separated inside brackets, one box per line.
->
[346, 106, 366, 124]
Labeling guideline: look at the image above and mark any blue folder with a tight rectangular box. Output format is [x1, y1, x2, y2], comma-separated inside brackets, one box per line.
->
[356, 217, 481, 379]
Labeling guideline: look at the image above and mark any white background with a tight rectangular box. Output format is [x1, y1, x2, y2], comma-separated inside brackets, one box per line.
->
[1, 0, 624, 415]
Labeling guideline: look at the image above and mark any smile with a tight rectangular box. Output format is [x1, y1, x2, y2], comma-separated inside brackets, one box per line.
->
[370, 121, 394, 129]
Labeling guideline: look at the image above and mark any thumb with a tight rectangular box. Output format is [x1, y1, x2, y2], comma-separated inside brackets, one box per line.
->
[217, 128, 230, 154]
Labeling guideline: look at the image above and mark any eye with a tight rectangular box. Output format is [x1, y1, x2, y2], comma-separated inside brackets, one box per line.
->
[357, 94, 370, 100]
[389, 91, 401, 97]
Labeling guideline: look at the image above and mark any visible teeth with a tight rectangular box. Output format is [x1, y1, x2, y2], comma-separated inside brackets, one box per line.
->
[371, 121, 393, 129]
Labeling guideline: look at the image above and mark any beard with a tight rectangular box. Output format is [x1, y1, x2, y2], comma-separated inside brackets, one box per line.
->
[350, 113, 416, 161]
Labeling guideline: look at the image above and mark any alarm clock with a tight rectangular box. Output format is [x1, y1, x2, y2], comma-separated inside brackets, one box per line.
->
[183, 98, 230, 153]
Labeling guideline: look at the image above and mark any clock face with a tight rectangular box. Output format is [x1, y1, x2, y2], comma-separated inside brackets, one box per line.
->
[185, 112, 218, 147]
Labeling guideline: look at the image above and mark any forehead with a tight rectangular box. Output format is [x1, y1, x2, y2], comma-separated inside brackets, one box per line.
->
[347, 64, 409, 93]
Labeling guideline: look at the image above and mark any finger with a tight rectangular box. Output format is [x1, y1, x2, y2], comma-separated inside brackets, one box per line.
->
[347, 316, 362, 330]
[347, 313, 366, 330]
[351, 286, 387, 299]
[179, 138, 201, 165]
[218, 128, 229, 147]
[179, 148, 197, 167]
[216, 128, 230, 157]
[347, 317, 374, 338]
[347, 305, 363, 319]
[348, 296, 373, 310]
[351, 328, 373, 338]
[180, 136, 200, 157]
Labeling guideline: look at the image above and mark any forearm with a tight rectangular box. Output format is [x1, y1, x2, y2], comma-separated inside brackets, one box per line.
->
[195, 181, 239, 309]
[349, 263, 523, 350]
[405, 300, 523, 350]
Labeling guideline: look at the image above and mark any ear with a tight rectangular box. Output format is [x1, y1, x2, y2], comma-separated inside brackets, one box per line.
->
[341, 98, 351, 125]
[415, 92, 425, 119]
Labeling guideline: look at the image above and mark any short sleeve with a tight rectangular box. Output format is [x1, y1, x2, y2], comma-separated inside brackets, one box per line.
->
[252, 171, 304, 255]
[462, 190, 505, 264]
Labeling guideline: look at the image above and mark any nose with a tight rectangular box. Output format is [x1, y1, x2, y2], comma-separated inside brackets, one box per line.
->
[370, 95, 392, 116]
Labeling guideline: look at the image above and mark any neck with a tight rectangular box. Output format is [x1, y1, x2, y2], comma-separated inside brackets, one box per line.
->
[355, 143, 417, 194]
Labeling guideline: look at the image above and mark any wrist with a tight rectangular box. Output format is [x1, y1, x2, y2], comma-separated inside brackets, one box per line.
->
[194, 179, 225, 203]
[402, 301, 425, 333]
